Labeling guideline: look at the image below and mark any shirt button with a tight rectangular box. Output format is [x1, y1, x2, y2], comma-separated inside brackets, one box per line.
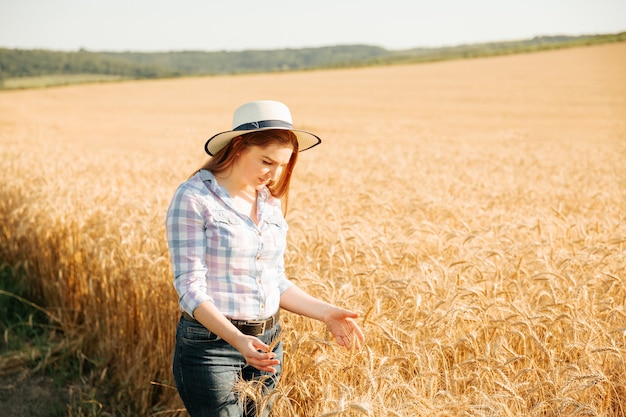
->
[258, 231, 262, 236]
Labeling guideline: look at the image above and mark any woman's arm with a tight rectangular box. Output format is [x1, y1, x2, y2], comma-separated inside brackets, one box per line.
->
[280, 285, 365, 350]
[193, 301, 281, 373]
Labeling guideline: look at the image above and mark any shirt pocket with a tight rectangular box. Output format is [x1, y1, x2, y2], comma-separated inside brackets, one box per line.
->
[209, 210, 243, 247]
[264, 214, 288, 250]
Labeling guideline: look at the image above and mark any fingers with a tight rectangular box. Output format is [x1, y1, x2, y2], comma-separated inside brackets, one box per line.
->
[248, 353, 280, 373]
[336, 307, 359, 320]
[244, 337, 281, 373]
[351, 318, 366, 344]
[345, 310, 360, 319]
[248, 349, 280, 373]
[330, 317, 365, 350]
[334, 333, 362, 350]
[251, 338, 271, 353]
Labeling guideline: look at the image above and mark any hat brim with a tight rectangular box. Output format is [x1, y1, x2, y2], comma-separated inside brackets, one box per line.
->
[204, 127, 321, 156]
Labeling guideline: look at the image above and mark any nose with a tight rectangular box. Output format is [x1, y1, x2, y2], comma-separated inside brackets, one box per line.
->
[269, 166, 282, 181]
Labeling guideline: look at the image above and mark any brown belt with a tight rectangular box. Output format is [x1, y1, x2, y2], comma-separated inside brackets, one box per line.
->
[182, 310, 280, 336]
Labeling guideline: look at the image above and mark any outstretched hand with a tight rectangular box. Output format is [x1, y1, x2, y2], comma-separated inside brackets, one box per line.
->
[279, 286, 366, 350]
[325, 308, 365, 350]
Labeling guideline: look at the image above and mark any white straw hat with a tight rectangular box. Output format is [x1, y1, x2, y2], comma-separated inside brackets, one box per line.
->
[204, 100, 322, 156]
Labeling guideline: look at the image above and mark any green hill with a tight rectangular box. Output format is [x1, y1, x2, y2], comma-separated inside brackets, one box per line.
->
[1, 32, 624, 89]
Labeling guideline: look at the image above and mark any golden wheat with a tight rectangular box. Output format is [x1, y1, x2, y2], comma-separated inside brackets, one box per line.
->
[1, 43, 625, 416]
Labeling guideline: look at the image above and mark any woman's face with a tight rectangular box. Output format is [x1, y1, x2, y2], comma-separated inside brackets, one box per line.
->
[234, 143, 294, 191]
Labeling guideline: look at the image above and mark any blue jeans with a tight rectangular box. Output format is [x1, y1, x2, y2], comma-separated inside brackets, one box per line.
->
[173, 316, 283, 417]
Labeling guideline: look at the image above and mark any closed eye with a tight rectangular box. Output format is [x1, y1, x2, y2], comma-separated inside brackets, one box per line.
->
[261, 154, 289, 167]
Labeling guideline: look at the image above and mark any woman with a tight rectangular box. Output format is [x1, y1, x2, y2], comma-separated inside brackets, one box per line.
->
[166, 100, 365, 417]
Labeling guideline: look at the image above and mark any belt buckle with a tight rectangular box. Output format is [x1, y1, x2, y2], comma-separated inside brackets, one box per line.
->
[258, 321, 267, 335]
[238, 320, 264, 336]
[254, 316, 272, 336]
[237, 314, 276, 336]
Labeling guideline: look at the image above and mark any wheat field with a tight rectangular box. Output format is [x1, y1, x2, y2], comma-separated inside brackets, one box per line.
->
[1, 42, 625, 416]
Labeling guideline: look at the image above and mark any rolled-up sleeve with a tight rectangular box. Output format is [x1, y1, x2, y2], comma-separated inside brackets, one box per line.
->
[166, 186, 212, 316]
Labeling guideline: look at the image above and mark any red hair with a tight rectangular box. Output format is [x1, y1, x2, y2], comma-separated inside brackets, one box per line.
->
[197, 129, 299, 213]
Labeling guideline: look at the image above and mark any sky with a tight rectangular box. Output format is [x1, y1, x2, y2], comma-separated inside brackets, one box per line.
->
[1, 0, 625, 52]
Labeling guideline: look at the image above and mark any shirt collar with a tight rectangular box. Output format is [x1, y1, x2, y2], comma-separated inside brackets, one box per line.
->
[198, 169, 216, 189]
[198, 169, 270, 201]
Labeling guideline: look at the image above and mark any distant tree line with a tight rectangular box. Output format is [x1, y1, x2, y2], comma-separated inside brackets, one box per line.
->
[0, 48, 178, 80]
[0, 32, 624, 88]
[380, 32, 626, 65]
[96, 45, 389, 75]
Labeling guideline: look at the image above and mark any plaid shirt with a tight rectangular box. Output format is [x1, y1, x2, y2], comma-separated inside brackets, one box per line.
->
[166, 169, 293, 320]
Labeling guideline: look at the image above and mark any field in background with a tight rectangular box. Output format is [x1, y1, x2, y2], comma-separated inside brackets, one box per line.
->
[1, 73, 129, 90]
[0, 43, 625, 416]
